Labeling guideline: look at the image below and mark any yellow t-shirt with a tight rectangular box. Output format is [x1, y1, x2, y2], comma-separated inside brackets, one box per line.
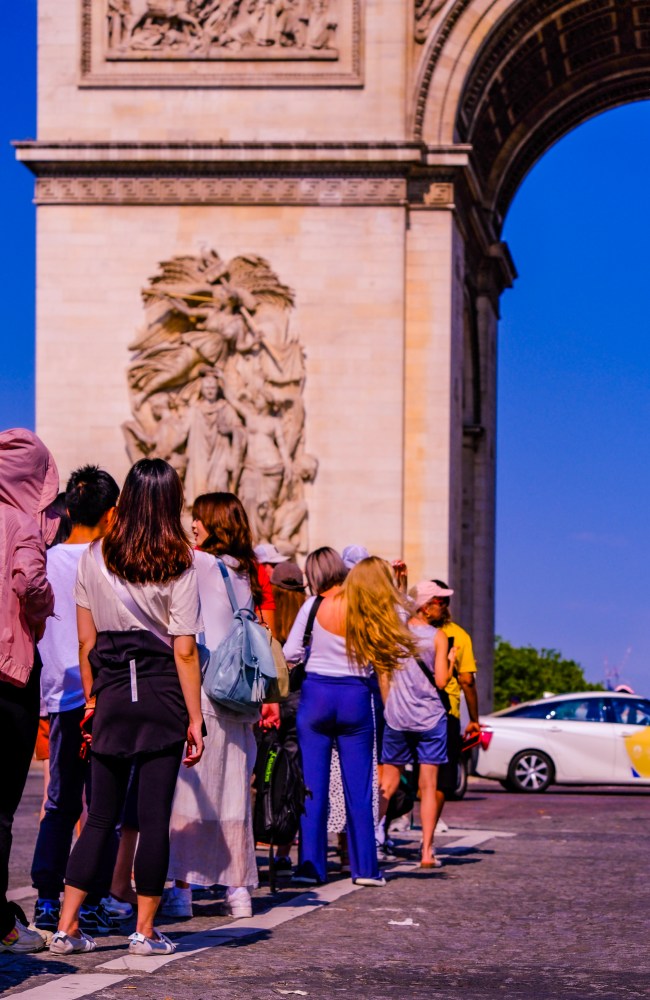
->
[440, 621, 477, 719]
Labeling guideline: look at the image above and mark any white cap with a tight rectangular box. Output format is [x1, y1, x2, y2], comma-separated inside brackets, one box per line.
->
[409, 580, 454, 611]
[254, 543, 289, 565]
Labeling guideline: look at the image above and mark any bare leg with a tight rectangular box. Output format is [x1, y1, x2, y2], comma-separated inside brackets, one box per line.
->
[58, 885, 88, 937]
[433, 788, 446, 828]
[378, 763, 402, 821]
[135, 895, 161, 939]
[418, 764, 439, 864]
[110, 827, 138, 905]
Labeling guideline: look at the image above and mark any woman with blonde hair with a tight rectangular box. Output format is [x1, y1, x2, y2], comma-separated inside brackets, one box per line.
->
[284, 556, 416, 886]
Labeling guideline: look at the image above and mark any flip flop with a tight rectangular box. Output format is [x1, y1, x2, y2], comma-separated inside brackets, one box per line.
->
[419, 858, 443, 869]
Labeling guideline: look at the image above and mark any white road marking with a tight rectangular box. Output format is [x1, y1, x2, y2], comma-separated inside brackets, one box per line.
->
[1, 974, 127, 999]
[8, 827, 513, 998]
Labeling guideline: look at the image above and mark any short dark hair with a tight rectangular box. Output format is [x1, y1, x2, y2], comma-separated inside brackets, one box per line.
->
[103, 459, 192, 584]
[65, 465, 120, 528]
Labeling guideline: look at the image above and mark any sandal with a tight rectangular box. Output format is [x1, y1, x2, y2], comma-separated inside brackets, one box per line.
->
[419, 858, 443, 869]
[128, 930, 176, 955]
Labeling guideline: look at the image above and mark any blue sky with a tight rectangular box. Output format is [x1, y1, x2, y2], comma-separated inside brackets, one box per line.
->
[1, 4, 648, 693]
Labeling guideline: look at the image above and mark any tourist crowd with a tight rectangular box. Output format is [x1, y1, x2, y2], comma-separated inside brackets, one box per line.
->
[0, 428, 479, 958]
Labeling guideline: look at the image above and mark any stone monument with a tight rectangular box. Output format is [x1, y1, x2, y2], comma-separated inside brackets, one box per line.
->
[18, 0, 650, 707]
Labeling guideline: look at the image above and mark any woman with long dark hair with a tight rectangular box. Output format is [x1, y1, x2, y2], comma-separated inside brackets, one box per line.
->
[50, 459, 204, 957]
[166, 492, 262, 920]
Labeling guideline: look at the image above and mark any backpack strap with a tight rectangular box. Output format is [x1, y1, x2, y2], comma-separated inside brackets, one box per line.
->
[91, 541, 172, 648]
[302, 595, 324, 664]
[216, 557, 255, 615]
[414, 655, 452, 715]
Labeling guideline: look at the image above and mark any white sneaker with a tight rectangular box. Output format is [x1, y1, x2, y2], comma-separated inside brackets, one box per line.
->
[101, 895, 134, 919]
[128, 930, 176, 955]
[435, 817, 449, 833]
[160, 886, 192, 918]
[352, 875, 387, 887]
[49, 930, 96, 954]
[224, 887, 253, 919]
[0, 919, 46, 953]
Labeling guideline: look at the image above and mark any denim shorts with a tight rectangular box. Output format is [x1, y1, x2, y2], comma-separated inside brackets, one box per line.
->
[381, 716, 448, 766]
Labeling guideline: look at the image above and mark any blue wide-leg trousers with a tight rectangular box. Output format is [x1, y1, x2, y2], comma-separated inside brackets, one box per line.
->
[297, 674, 378, 882]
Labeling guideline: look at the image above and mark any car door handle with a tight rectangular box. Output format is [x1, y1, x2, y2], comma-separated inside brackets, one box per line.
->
[620, 732, 633, 738]
[548, 726, 563, 732]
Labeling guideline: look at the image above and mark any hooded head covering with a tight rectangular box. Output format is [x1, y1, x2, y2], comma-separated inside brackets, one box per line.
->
[0, 428, 60, 544]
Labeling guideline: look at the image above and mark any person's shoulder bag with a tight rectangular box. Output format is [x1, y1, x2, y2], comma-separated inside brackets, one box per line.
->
[202, 558, 288, 716]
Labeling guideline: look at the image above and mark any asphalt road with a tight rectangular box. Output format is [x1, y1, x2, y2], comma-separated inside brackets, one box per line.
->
[2, 767, 649, 1000]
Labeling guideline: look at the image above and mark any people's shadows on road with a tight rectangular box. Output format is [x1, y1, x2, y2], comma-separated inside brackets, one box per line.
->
[0, 954, 77, 992]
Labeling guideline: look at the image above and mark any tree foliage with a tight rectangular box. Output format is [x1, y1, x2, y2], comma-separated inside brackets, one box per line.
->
[493, 637, 603, 711]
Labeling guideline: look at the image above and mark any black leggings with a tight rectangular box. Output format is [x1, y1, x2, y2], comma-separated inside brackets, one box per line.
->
[65, 743, 183, 898]
[0, 660, 41, 937]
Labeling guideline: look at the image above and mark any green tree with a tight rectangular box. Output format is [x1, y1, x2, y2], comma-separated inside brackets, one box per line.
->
[493, 637, 603, 711]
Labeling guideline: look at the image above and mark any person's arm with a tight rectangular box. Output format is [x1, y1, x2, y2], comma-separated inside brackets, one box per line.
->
[77, 605, 98, 706]
[13, 526, 55, 640]
[459, 671, 480, 734]
[433, 629, 455, 689]
[282, 598, 313, 663]
[172, 634, 204, 767]
[376, 670, 391, 705]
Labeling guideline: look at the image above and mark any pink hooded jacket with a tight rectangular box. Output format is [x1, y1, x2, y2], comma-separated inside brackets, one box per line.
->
[0, 429, 60, 687]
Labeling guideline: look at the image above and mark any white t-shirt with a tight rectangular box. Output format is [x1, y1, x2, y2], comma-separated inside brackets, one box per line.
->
[283, 595, 371, 678]
[39, 543, 88, 713]
[74, 543, 203, 639]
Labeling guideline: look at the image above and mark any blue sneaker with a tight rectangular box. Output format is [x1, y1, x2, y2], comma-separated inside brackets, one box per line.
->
[79, 903, 119, 935]
[32, 898, 60, 933]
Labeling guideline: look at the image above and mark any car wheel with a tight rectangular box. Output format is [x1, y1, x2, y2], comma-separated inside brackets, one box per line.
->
[507, 750, 554, 793]
[447, 759, 468, 801]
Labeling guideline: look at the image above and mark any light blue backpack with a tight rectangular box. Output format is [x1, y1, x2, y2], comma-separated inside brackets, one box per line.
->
[201, 559, 280, 717]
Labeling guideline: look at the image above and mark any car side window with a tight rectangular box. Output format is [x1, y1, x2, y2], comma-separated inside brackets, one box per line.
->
[549, 699, 607, 723]
[610, 698, 650, 726]
[501, 702, 560, 719]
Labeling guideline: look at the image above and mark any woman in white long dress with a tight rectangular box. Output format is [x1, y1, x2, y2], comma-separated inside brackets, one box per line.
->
[165, 492, 266, 919]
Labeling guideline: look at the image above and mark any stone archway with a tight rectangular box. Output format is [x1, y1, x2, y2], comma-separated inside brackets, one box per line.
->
[405, 0, 650, 704]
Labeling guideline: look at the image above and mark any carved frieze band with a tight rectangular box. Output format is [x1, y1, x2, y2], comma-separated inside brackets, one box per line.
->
[35, 175, 407, 206]
[82, 0, 363, 86]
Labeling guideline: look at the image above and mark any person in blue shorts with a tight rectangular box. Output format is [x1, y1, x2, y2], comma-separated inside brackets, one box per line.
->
[378, 580, 456, 869]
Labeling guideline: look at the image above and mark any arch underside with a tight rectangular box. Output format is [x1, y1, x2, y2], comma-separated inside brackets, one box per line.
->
[453, 0, 650, 230]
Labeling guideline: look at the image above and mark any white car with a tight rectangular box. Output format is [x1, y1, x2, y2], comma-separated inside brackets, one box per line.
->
[476, 691, 650, 792]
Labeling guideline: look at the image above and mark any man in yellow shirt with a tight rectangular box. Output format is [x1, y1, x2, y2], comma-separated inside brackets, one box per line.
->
[427, 580, 480, 840]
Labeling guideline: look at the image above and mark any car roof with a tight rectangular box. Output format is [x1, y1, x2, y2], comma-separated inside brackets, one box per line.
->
[491, 690, 645, 717]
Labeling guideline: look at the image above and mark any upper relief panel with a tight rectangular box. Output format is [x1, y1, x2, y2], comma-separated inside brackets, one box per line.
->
[84, 0, 362, 85]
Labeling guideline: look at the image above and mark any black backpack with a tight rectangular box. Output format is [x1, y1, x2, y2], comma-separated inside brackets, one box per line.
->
[253, 722, 307, 890]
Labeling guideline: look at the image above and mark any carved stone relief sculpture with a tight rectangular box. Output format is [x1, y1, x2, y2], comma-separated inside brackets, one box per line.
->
[106, 0, 339, 59]
[414, 0, 446, 43]
[123, 250, 317, 555]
